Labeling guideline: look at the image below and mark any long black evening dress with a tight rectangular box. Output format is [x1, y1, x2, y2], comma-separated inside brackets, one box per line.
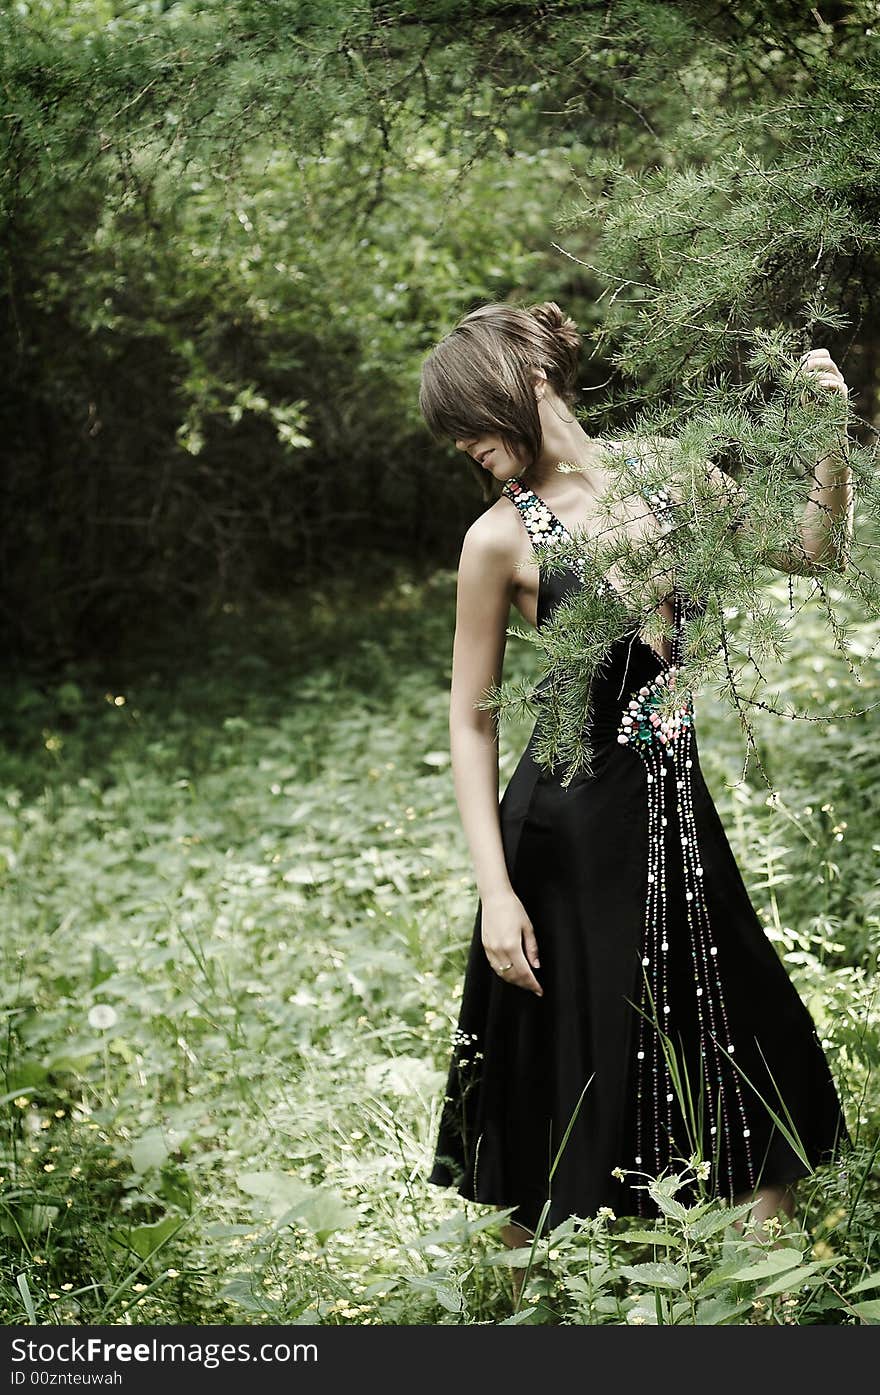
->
[427, 445, 851, 1234]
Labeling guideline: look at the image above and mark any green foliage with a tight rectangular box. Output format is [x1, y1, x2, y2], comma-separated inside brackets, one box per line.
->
[498, 1163, 880, 1326]
[1, 0, 879, 1327]
[0, 568, 877, 1323]
[4, 0, 880, 673]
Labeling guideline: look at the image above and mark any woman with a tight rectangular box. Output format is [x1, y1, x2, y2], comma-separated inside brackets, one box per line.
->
[418, 299, 853, 1287]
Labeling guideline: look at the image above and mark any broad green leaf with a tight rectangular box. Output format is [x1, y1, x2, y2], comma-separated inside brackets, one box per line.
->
[130, 1127, 170, 1176]
[498, 1305, 538, 1324]
[696, 1296, 754, 1325]
[758, 1262, 828, 1297]
[686, 1200, 755, 1240]
[728, 1247, 806, 1282]
[649, 1194, 690, 1221]
[483, 1246, 536, 1269]
[618, 1228, 681, 1247]
[416, 1215, 483, 1248]
[285, 1188, 360, 1241]
[220, 1275, 272, 1314]
[361, 1277, 402, 1299]
[401, 1272, 462, 1312]
[237, 1170, 314, 1218]
[694, 1258, 762, 1298]
[851, 1299, 880, 1324]
[619, 1261, 689, 1290]
[647, 1178, 691, 1221]
[125, 1215, 183, 1260]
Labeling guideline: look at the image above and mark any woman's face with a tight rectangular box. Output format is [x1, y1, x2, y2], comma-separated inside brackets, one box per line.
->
[454, 433, 523, 482]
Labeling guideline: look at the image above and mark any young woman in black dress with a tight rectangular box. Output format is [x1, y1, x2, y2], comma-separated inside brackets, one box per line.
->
[418, 300, 853, 1293]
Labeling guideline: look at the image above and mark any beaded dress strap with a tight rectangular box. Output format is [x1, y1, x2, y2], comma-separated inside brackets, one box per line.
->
[501, 476, 572, 553]
[501, 445, 678, 568]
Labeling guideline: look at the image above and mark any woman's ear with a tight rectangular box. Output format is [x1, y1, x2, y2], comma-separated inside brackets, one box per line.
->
[532, 366, 548, 401]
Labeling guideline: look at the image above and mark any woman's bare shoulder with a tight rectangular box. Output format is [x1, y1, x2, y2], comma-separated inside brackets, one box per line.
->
[453, 497, 525, 608]
[460, 493, 522, 561]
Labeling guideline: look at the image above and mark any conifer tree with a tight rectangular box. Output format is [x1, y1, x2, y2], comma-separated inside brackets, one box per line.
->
[1, 0, 878, 715]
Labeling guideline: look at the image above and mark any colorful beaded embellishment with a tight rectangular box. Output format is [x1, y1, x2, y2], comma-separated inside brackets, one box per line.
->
[502, 475, 574, 550]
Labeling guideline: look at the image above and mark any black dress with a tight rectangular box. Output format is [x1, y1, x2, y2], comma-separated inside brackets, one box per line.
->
[427, 446, 851, 1234]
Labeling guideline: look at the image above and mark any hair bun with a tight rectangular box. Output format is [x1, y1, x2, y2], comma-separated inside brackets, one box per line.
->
[528, 299, 580, 398]
[529, 300, 580, 353]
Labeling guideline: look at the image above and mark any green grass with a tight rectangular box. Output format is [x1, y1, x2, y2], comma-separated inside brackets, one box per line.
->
[0, 565, 878, 1324]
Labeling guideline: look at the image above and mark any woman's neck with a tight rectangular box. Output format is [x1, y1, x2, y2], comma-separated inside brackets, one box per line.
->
[520, 423, 613, 497]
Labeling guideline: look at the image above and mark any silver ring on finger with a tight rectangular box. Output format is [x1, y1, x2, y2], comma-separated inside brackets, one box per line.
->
[497, 962, 514, 974]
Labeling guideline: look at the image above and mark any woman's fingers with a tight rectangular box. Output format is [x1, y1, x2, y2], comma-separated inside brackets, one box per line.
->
[513, 921, 543, 995]
[797, 347, 849, 397]
[486, 942, 543, 996]
[508, 950, 543, 997]
[522, 921, 541, 970]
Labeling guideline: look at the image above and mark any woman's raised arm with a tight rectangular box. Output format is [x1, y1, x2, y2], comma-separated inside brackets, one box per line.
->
[659, 349, 853, 577]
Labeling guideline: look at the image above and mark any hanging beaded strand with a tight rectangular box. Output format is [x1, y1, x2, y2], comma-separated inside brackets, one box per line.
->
[674, 710, 757, 1197]
[622, 612, 684, 1204]
[614, 502, 758, 1208]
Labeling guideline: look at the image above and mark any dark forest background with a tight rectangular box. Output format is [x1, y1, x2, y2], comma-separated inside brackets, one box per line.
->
[4, 0, 880, 668]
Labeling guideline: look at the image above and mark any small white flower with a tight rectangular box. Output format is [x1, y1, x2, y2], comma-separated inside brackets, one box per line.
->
[597, 1206, 616, 1222]
[88, 1004, 118, 1031]
[695, 1160, 711, 1181]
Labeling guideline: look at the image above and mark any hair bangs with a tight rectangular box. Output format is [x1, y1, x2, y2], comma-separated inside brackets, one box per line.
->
[420, 339, 494, 445]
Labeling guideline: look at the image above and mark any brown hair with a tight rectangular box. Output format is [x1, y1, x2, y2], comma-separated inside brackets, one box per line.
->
[419, 300, 582, 500]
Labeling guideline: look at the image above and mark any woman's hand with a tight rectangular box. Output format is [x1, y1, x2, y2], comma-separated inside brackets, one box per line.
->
[797, 347, 849, 399]
[481, 889, 544, 997]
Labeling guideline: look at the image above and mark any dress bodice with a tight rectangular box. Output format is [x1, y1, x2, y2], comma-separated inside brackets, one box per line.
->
[501, 443, 705, 754]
